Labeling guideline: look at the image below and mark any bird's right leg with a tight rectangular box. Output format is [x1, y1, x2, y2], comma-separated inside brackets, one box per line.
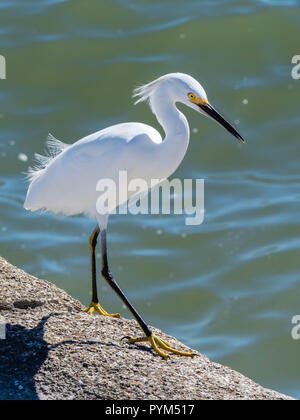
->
[82, 225, 120, 318]
[100, 228, 195, 358]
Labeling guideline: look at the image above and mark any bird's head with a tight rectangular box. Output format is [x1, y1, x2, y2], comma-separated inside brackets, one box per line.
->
[134, 72, 245, 143]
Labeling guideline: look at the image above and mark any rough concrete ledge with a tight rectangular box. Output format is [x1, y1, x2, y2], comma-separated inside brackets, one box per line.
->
[0, 256, 293, 400]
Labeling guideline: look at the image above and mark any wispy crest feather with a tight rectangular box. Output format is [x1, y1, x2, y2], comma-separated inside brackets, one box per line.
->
[26, 133, 69, 183]
[132, 77, 163, 105]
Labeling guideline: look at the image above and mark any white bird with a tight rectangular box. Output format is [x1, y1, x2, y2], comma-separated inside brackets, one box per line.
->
[24, 73, 244, 358]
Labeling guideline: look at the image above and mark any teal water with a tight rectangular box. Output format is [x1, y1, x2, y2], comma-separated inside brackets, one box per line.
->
[1, 0, 300, 398]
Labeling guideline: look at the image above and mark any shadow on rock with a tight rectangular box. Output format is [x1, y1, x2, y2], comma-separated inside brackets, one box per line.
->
[0, 313, 60, 400]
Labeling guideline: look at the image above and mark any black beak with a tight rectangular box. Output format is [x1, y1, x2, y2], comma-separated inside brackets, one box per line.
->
[198, 103, 245, 143]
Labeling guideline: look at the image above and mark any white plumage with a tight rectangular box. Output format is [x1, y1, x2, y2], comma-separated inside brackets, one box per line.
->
[25, 72, 243, 225]
[25, 122, 164, 219]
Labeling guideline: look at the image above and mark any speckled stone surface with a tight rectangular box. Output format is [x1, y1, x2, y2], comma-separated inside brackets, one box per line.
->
[0, 256, 293, 400]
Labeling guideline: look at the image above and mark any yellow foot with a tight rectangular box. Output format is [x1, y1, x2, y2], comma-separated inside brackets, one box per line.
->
[128, 333, 195, 359]
[82, 302, 120, 318]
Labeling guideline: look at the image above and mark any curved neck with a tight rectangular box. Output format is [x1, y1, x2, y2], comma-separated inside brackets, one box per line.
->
[150, 92, 190, 176]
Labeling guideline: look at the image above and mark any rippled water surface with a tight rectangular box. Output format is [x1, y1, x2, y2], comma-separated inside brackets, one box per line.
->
[1, 0, 300, 398]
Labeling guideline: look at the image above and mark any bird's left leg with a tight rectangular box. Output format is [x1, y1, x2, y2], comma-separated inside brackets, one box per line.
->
[83, 225, 120, 318]
[100, 228, 194, 358]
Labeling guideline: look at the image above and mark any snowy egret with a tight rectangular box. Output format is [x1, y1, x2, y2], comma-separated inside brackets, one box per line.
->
[24, 73, 244, 358]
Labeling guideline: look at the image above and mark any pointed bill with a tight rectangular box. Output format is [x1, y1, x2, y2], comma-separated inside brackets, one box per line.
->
[198, 103, 245, 143]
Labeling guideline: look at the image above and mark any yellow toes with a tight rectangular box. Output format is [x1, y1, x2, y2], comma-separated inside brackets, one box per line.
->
[82, 302, 120, 318]
[83, 304, 95, 315]
[128, 333, 195, 359]
[128, 336, 149, 343]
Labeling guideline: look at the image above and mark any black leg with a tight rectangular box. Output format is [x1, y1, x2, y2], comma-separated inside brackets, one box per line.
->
[100, 229, 152, 337]
[89, 225, 100, 304]
[98, 228, 195, 358]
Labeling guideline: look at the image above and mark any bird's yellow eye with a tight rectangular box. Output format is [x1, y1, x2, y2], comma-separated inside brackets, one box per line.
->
[188, 92, 199, 104]
[188, 92, 208, 105]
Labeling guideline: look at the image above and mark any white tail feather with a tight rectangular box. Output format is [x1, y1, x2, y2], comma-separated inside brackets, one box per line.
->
[26, 133, 69, 183]
[46, 133, 68, 156]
